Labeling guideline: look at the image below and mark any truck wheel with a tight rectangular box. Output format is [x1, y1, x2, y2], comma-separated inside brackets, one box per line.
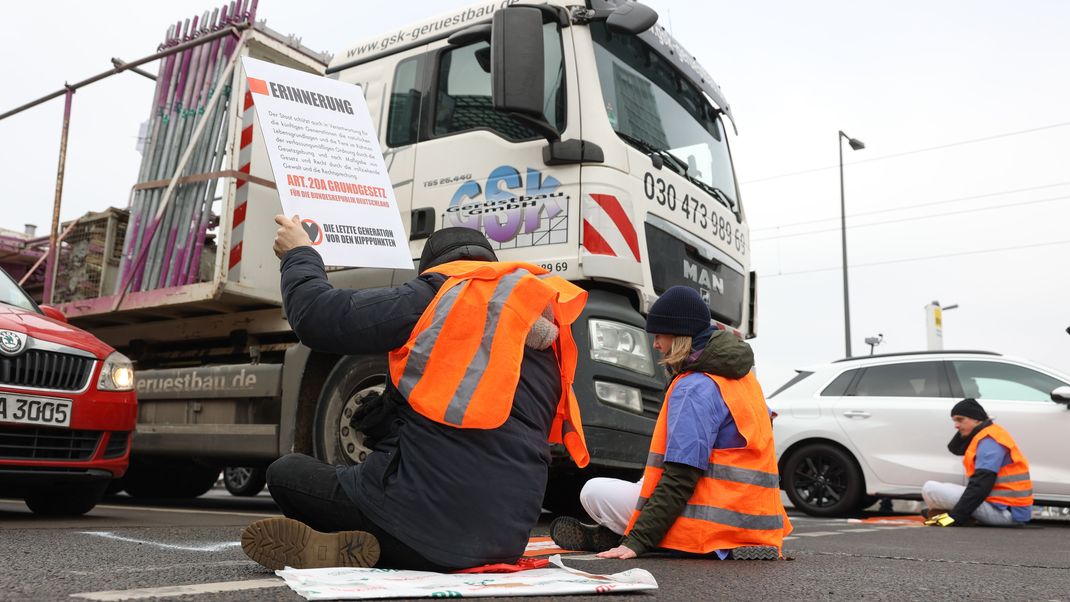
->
[25, 482, 108, 516]
[123, 458, 222, 498]
[782, 442, 864, 517]
[313, 355, 386, 466]
[224, 466, 267, 497]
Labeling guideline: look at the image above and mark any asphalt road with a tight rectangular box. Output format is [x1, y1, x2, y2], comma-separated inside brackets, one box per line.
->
[1, 488, 1068, 601]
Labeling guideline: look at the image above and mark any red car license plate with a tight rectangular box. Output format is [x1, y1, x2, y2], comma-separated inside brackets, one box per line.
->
[0, 394, 73, 427]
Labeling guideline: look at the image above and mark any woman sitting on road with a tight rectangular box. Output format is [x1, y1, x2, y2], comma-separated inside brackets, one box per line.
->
[550, 285, 792, 560]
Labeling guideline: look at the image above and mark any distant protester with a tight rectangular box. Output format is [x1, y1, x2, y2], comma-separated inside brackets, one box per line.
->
[922, 398, 1034, 527]
[549, 285, 791, 560]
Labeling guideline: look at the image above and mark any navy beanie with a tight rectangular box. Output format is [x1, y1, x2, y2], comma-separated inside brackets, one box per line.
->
[418, 227, 497, 272]
[645, 286, 711, 337]
[950, 398, 988, 421]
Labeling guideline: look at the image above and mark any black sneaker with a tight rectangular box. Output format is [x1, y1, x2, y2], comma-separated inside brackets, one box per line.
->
[549, 516, 620, 552]
[727, 546, 780, 560]
[241, 517, 380, 571]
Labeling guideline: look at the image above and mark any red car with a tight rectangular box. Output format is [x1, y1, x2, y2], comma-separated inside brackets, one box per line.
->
[0, 267, 137, 515]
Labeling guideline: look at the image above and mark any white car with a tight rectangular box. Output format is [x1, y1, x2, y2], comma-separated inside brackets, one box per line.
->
[768, 351, 1070, 517]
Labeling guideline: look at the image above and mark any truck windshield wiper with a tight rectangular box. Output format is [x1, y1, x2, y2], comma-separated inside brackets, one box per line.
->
[615, 132, 690, 177]
[616, 131, 739, 215]
[688, 178, 737, 214]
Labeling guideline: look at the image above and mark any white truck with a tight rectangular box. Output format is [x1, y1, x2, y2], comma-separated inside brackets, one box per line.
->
[56, 0, 755, 506]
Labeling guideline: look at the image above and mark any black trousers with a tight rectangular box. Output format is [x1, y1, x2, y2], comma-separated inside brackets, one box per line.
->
[265, 453, 451, 571]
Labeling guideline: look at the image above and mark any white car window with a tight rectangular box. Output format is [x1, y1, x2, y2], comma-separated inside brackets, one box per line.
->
[852, 362, 944, 397]
[951, 361, 1067, 402]
[820, 369, 858, 396]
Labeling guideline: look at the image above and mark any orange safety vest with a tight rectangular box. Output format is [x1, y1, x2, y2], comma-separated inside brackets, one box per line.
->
[963, 423, 1033, 507]
[387, 260, 590, 467]
[625, 371, 792, 554]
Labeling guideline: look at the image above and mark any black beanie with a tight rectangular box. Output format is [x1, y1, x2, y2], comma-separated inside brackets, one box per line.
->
[645, 286, 711, 337]
[418, 227, 498, 272]
[950, 398, 988, 421]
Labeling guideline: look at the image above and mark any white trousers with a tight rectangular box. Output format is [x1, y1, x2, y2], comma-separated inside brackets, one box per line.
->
[921, 481, 1017, 526]
[579, 477, 643, 535]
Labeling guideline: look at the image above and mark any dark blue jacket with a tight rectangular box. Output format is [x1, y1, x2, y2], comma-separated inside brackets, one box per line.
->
[281, 247, 562, 568]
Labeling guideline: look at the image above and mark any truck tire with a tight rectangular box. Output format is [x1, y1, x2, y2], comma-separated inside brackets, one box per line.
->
[782, 442, 865, 517]
[25, 481, 108, 516]
[123, 458, 222, 499]
[224, 466, 267, 497]
[313, 355, 387, 466]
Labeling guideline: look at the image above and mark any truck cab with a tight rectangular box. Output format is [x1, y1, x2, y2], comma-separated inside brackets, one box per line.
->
[324, 0, 754, 477]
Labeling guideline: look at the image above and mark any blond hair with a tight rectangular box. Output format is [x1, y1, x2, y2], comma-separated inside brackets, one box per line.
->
[660, 335, 694, 375]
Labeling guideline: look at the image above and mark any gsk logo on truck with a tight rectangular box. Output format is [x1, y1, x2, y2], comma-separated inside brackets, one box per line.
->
[444, 165, 569, 247]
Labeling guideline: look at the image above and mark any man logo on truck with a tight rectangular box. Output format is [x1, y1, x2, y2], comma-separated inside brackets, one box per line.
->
[0, 330, 26, 356]
[683, 259, 725, 297]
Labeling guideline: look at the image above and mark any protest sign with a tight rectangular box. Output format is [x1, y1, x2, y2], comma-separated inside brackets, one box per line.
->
[241, 56, 411, 268]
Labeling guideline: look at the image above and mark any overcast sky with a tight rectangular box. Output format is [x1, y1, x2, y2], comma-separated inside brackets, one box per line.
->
[1, 1, 1067, 389]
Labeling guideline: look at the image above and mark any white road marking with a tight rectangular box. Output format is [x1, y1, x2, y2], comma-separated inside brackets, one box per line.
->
[80, 531, 241, 552]
[64, 560, 255, 576]
[92, 503, 279, 518]
[70, 579, 285, 601]
[793, 531, 843, 537]
[836, 528, 883, 533]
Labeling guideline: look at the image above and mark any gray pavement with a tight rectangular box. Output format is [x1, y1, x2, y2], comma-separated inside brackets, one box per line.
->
[1, 488, 1068, 601]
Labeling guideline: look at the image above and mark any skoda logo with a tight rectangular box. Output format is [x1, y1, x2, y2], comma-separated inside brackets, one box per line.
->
[0, 330, 26, 356]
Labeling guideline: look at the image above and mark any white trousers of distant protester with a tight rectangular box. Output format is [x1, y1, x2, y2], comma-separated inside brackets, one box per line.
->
[921, 481, 1019, 526]
[579, 477, 645, 535]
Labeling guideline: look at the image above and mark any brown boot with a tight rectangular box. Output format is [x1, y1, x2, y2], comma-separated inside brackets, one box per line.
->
[241, 517, 380, 570]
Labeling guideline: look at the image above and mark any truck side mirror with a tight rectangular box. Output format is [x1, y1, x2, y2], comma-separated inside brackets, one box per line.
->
[1052, 386, 1070, 405]
[40, 304, 68, 323]
[490, 7, 559, 142]
[606, 2, 658, 33]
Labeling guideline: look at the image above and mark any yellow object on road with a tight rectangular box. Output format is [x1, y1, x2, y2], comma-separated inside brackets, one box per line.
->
[924, 513, 956, 527]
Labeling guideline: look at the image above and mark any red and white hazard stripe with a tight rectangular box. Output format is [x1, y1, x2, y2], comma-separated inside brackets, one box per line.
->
[227, 89, 255, 281]
[582, 193, 640, 262]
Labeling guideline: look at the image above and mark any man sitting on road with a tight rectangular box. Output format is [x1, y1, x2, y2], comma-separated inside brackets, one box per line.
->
[922, 398, 1033, 527]
[240, 218, 589, 571]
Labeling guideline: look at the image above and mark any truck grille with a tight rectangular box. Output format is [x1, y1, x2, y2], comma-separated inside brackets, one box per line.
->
[0, 350, 94, 391]
[0, 427, 101, 461]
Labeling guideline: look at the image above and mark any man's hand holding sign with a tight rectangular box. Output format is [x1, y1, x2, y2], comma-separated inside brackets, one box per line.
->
[242, 56, 411, 269]
[273, 214, 312, 259]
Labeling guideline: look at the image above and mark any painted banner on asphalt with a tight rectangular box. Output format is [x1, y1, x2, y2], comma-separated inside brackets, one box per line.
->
[275, 555, 658, 599]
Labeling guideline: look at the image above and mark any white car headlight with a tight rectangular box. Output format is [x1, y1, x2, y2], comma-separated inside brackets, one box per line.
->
[589, 319, 655, 376]
[99, 352, 135, 391]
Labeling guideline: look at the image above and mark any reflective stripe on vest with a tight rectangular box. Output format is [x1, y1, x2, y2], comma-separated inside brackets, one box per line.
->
[625, 371, 792, 553]
[397, 269, 527, 425]
[963, 423, 1034, 507]
[635, 496, 786, 531]
[645, 452, 781, 489]
[387, 260, 590, 467]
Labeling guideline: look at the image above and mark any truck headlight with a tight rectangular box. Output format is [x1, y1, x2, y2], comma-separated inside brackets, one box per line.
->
[588, 319, 654, 376]
[594, 381, 644, 414]
[99, 352, 135, 391]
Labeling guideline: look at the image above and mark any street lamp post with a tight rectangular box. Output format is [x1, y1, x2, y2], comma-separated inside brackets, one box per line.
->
[839, 130, 865, 357]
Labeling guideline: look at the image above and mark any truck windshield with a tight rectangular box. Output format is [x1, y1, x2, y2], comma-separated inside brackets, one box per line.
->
[591, 24, 739, 214]
[0, 267, 38, 312]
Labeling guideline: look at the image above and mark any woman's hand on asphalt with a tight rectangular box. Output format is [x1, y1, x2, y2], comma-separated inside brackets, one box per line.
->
[596, 545, 638, 559]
